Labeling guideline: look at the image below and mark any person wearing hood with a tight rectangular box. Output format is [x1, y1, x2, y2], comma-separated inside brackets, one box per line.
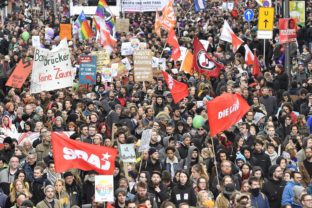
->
[282, 171, 304, 206]
[180, 146, 202, 174]
[0, 136, 14, 163]
[252, 139, 271, 178]
[178, 133, 191, 160]
[82, 170, 97, 205]
[171, 170, 197, 207]
[0, 115, 18, 138]
[249, 176, 270, 208]
[262, 165, 286, 208]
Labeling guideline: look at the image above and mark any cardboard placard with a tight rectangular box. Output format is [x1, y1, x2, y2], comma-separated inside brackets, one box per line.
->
[133, 49, 153, 82]
[115, 18, 130, 33]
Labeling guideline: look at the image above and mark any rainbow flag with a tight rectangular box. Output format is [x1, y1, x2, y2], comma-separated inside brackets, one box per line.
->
[95, 0, 115, 33]
[77, 11, 93, 40]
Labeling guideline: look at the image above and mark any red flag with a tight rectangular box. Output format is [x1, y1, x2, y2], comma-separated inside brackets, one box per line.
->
[206, 93, 250, 136]
[51, 132, 117, 174]
[162, 71, 189, 103]
[193, 38, 224, 78]
[252, 49, 260, 77]
[230, 32, 244, 53]
[166, 29, 181, 60]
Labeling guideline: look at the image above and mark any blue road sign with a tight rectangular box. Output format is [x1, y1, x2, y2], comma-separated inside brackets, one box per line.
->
[244, 9, 254, 22]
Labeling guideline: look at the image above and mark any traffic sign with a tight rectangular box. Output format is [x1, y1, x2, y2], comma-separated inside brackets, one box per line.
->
[244, 9, 254, 22]
[258, 7, 274, 31]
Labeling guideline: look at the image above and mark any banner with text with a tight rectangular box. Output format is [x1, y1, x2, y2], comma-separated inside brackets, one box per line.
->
[30, 39, 74, 93]
[122, 0, 169, 12]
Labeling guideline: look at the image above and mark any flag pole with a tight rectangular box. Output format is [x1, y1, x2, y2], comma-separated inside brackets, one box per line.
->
[210, 136, 220, 187]
[160, 43, 167, 58]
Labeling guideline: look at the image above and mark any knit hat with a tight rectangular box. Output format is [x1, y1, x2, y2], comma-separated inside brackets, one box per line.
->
[293, 185, 305, 199]
[235, 152, 246, 163]
[3, 137, 13, 144]
[254, 112, 266, 124]
[115, 188, 127, 196]
[63, 171, 73, 178]
[44, 185, 55, 193]
[182, 133, 191, 140]
[148, 147, 158, 156]
[152, 171, 162, 178]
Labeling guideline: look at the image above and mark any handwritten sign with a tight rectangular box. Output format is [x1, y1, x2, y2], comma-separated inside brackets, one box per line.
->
[30, 39, 74, 93]
[134, 49, 153, 82]
[95, 175, 114, 202]
[92, 50, 110, 70]
[119, 144, 136, 163]
[138, 129, 152, 152]
[115, 18, 130, 33]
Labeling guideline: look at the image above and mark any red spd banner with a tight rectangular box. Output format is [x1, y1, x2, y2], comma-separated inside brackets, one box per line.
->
[206, 93, 250, 136]
[51, 132, 117, 174]
[279, 18, 297, 44]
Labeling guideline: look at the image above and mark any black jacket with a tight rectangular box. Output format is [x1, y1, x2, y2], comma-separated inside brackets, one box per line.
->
[30, 176, 51, 205]
[171, 182, 197, 207]
[148, 183, 170, 207]
[82, 176, 95, 205]
[66, 181, 82, 206]
[262, 179, 286, 208]
[252, 151, 272, 178]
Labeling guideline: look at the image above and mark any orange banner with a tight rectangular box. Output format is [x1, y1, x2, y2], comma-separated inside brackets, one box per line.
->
[6, 59, 32, 88]
[60, 24, 72, 40]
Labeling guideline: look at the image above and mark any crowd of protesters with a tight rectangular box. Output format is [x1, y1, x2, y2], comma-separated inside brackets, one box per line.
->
[0, 0, 312, 207]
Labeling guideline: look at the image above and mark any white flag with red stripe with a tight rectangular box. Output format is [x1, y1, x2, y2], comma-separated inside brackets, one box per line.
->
[220, 20, 244, 53]
[244, 44, 254, 65]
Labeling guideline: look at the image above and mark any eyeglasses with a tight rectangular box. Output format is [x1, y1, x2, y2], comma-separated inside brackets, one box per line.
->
[198, 129, 204, 131]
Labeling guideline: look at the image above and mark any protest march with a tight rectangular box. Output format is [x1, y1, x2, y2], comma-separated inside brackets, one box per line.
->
[0, 0, 312, 207]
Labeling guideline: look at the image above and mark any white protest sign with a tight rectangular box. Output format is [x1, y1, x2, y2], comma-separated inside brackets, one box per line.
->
[121, 42, 134, 56]
[32, 36, 41, 48]
[121, 58, 132, 70]
[30, 39, 74, 93]
[95, 175, 114, 202]
[138, 129, 152, 152]
[101, 68, 113, 82]
[119, 144, 136, 163]
[122, 0, 169, 12]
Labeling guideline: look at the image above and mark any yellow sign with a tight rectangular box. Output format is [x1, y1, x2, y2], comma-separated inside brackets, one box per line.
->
[258, 7, 274, 31]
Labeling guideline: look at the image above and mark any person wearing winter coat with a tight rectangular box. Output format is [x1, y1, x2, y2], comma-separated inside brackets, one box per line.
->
[0, 115, 18, 139]
[30, 166, 51, 205]
[249, 176, 270, 208]
[82, 171, 96, 205]
[282, 171, 304, 206]
[262, 165, 286, 208]
[252, 139, 272, 178]
[265, 143, 279, 165]
[64, 171, 82, 206]
[171, 171, 197, 207]
[179, 146, 202, 173]
[0, 136, 14, 164]
[36, 185, 61, 208]
[148, 171, 170, 207]
[54, 179, 70, 208]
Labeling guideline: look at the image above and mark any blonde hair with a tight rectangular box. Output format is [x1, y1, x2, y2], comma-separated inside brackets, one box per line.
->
[10, 179, 32, 203]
